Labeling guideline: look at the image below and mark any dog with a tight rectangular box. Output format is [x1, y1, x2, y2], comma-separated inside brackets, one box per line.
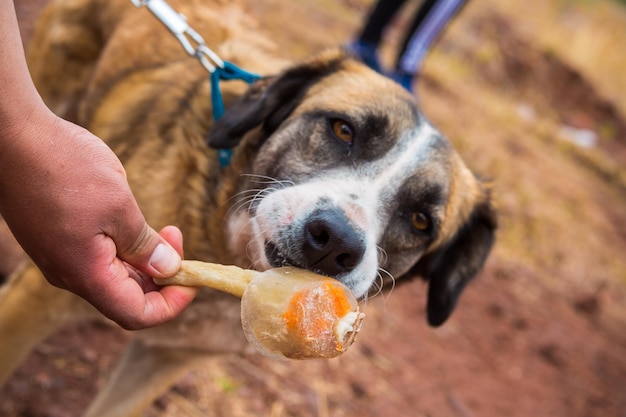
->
[0, 0, 496, 415]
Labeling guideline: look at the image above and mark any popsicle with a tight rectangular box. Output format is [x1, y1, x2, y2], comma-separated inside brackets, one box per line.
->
[154, 261, 364, 359]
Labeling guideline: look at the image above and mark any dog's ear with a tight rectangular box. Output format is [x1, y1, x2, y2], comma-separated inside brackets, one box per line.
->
[412, 198, 497, 327]
[207, 52, 346, 149]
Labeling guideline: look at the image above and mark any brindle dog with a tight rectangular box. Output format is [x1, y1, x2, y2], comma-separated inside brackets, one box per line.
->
[0, 0, 496, 415]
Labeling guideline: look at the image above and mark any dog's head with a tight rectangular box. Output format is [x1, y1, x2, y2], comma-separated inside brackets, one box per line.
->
[208, 50, 496, 326]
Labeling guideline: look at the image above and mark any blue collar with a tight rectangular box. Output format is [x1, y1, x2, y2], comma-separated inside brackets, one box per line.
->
[210, 62, 261, 167]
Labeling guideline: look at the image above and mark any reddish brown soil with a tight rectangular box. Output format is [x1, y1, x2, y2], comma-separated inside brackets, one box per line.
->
[3, 1, 626, 416]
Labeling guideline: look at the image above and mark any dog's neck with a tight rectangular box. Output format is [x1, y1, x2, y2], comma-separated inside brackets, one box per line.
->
[205, 128, 264, 267]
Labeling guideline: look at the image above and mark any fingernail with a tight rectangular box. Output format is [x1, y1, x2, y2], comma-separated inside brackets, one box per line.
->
[149, 243, 181, 275]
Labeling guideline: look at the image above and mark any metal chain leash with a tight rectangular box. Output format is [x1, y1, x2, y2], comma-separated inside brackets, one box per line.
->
[130, 0, 262, 167]
[129, 0, 225, 73]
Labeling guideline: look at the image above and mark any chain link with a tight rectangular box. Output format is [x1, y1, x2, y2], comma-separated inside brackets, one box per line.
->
[130, 0, 261, 167]
[130, 0, 224, 73]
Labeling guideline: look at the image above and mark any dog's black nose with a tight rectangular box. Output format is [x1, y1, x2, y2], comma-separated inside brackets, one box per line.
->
[302, 208, 365, 276]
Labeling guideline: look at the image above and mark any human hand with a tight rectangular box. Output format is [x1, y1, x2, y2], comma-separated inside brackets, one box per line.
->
[0, 112, 198, 330]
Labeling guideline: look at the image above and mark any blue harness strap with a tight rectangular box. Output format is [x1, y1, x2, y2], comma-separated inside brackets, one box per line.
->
[210, 62, 262, 167]
[128, 0, 262, 167]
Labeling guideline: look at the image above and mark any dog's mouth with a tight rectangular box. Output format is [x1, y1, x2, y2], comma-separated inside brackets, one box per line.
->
[264, 240, 352, 281]
[260, 223, 377, 298]
[264, 241, 305, 270]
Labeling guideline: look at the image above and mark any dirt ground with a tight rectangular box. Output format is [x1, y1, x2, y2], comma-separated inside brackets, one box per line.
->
[3, 0, 626, 416]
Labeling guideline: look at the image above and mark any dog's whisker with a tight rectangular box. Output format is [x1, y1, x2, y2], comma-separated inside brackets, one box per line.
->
[231, 190, 257, 210]
[249, 189, 274, 213]
[233, 193, 262, 212]
[368, 271, 385, 300]
[361, 267, 395, 313]
[229, 188, 263, 200]
[228, 175, 294, 219]
[240, 173, 276, 183]
[240, 174, 294, 189]
[227, 193, 260, 217]
[243, 231, 261, 269]
[227, 188, 274, 216]
[378, 267, 396, 302]
[227, 188, 262, 206]
[242, 217, 274, 270]
[376, 246, 389, 268]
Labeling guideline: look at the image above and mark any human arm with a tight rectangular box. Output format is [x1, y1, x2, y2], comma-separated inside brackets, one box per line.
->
[0, 3, 197, 330]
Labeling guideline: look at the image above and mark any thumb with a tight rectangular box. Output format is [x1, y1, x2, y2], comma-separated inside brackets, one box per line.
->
[117, 222, 181, 278]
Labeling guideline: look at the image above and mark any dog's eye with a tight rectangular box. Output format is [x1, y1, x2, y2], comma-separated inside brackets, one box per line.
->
[330, 119, 354, 145]
[410, 212, 430, 232]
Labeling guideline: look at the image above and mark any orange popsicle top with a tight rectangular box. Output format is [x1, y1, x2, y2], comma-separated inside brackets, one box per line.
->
[282, 280, 355, 352]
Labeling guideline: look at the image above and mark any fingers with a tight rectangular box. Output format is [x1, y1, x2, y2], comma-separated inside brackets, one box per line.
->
[139, 285, 199, 329]
[95, 224, 197, 329]
[123, 226, 185, 292]
[88, 258, 198, 330]
[115, 220, 182, 278]
[158, 225, 184, 255]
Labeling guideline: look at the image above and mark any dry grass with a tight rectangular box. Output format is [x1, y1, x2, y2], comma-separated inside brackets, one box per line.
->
[478, 0, 626, 116]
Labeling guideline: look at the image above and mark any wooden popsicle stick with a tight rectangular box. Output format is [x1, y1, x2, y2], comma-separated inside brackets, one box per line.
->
[153, 260, 256, 297]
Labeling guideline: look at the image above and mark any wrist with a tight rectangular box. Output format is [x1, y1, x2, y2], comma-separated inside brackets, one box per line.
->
[0, 104, 64, 200]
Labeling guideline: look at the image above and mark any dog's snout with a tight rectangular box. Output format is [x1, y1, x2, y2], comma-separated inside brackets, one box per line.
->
[302, 209, 365, 276]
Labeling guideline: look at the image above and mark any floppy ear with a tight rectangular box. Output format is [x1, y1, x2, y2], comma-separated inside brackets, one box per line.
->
[207, 52, 346, 149]
[412, 199, 497, 327]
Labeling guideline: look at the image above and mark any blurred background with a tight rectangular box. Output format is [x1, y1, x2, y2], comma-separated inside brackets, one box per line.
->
[4, 0, 626, 416]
